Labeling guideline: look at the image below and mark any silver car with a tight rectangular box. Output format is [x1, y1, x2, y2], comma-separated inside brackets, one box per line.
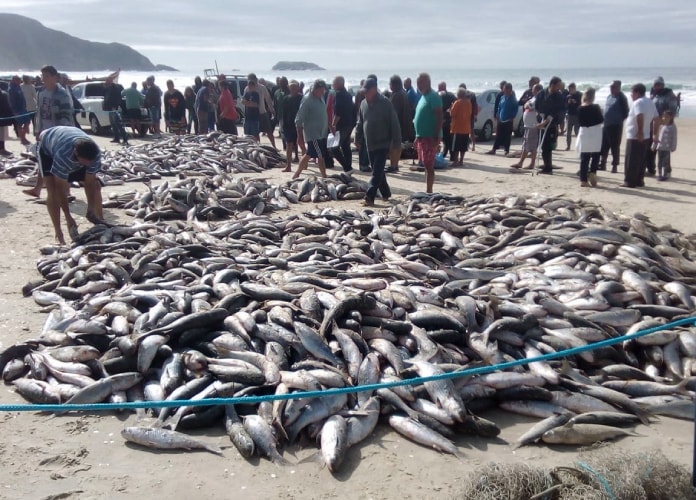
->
[474, 89, 524, 141]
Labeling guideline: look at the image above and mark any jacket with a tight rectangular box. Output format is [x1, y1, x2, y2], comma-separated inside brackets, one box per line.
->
[355, 93, 401, 151]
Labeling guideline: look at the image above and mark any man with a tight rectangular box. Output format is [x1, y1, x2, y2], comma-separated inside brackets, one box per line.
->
[122, 82, 145, 135]
[645, 76, 679, 176]
[36, 126, 104, 245]
[404, 77, 420, 114]
[486, 82, 517, 156]
[518, 76, 540, 108]
[195, 80, 212, 135]
[329, 76, 356, 174]
[292, 79, 329, 179]
[8, 76, 31, 146]
[622, 83, 658, 189]
[103, 76, 128, 145]
[599, 80, 629, 173]
[60, 73, 82, 128]
[355, 74, 377, 172]
[564, 83, 582, 150]
[438, 82, 456, 159]
[23, 65, 73, 198]
[163, 80, 187, 136]
[273, 77, 289, 146]
[492, 80, 506, 126]
[281, 80, 303, 171]
[21, 75, 38, 135]
[355, 78, 401, 206]
[412, 72, 442, 193]
[245, 74, 277, 150]
[535, 76, 565, 174]
[144, 76, 162, 136]
[460, 83, 478, 151]
[388, 75, 414, 172]
[242, 79, 261, 141]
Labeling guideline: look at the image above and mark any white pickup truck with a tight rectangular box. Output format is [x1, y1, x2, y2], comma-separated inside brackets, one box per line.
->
[71, 81, 151, 136]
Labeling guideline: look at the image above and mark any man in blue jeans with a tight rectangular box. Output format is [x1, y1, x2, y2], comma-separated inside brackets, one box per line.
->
[103, 77, 128, 145]
[355, 78, 402, 206]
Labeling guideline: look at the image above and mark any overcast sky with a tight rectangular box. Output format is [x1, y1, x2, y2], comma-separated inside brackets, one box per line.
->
[3, 0, 696, 72]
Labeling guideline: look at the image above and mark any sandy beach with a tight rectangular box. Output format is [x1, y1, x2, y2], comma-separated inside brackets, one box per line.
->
[0, 119, 694, 499]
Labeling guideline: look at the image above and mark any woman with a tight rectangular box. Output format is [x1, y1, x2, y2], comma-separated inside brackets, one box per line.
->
[575, 87, 604, 187]
[184, 86, 198, 134]
[217, 81, 238, 135]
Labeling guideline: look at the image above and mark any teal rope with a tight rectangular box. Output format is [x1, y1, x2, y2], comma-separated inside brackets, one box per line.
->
[4, 111, 36, 120]
[576, 461, 616, 499]
[1, 316, 694, 413]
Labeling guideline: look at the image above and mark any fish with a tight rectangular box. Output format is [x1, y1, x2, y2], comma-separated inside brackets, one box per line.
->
[541, 423, 639, 446]
[121, 426, 223, 455]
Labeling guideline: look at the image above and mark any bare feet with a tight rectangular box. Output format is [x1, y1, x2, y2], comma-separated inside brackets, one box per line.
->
[510, 163, 522, 169]
[282, 167, 291, 172]
[86, 211, 108, 226]
[291, 171, 300, 180]
[55, 233, 66, 246]
[23, 188, 40, 198]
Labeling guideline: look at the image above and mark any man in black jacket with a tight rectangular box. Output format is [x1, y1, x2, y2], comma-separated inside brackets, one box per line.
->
[535, 76, 564, 174]
[103, 77, 128, 145]
[330, 76, 356, 173]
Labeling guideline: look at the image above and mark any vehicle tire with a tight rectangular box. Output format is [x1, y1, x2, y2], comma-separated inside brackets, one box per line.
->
[89, 114, 102, 135]
[479, 120, 493, 142]
[514, 118, 524, 138]
[138, 124, 149, 137]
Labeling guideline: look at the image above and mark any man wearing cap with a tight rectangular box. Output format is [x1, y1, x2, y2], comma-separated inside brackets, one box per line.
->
[645, 77, 678, 176]
[36, 126, 105, 245]
[413, 73, 443, 193]
[292, 79, 329, 179]
[355, 78, 401, 206]
[621, 83, 658, 189]
[599, 80, 629, 173]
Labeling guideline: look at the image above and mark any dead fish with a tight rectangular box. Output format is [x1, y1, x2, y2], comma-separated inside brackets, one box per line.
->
[541, 423, 638, 446]
[121, 426, 223, 455]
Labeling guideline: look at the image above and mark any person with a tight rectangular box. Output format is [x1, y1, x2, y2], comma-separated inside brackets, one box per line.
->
[653, 110, 677, 181]
[460, 83, 478, 151]
[36, 126, 104, 245]
[217, 80, 238, 135]
[281, 80, 304, 171]
[242, 79, 261, 141]
[492, 80, 506, 127]
[195, 80, 212, 135]
[103, 76, 128, 145]
[486, 82, 517, 156]
[355, 78, 401, 206]
[163, 80, 187, 135]
[412, 72, 442, 193]
[518, 76, 540, 108]
[404, 77, 420, 114]
[645, 77, 679, 176]
[564, 83, 582, 150]
[599, 80, 629, 173]
[273, 77, 289, 146]
[23, 65, 74, 198]
[21, 75, 38, 135]
[292, 79, 329, 179]
[388, 75, 414, 172]
[60, 73, 83, 128]
[8, 76, 31, 146]
[329, 76, 356, 174]
[354, 77, 371, 172]
[245, 74, 276, 149]
[535, 76, 565, 174]
[621, 83, 659, 188]
[0, 89, 13, 156]
[575, 88, 604, 187]
[121, 82, 145, 136]
[449, 87, 472, 166]
[144, 76, 162, 136]
[437, 82, 456, 159]
[184, 86, 198, 134]
[511, 83, 543, 170]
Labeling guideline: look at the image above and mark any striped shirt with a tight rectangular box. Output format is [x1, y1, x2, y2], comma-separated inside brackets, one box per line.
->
[35, 84, 74, 133]
[39, 126, 101, 179]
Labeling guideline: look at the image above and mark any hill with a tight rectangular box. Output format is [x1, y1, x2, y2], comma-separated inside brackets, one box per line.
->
[272, 61, 325, 71]
[0, 14, 174, 71]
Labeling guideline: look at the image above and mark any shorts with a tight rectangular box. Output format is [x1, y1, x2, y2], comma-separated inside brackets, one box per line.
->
[259, 113, 273, 133]
[149, 107, 161, 121]
[39, 147, 88, 182]
[167, 119, 187, 133]
[415, 137, 438, 168]
[244, 119, 260, 137]
[124, 108, 142, 120]
[452, 133, 470, 153]
[306, 138, 329, 160]
[282, 126, 298, 144]
[522, 127, 540, 153]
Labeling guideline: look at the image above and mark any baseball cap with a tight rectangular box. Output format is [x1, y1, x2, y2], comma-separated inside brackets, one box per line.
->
[362, 78, 378, 91]
[654, 76, 665, 85]
[289, 79, 299, 87]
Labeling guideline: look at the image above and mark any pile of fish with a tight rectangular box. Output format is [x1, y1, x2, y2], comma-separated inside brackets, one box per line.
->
[102, 173, 369, 221]
[3, 193, 696, 471]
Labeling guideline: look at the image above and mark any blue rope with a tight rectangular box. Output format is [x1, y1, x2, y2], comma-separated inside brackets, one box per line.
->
[576, 461, 616, 499]
[1, 316, 695, 413]
[3, 111, 36, 120]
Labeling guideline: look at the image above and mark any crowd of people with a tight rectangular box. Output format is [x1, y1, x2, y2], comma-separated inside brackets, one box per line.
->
[0, 68, 683, 237]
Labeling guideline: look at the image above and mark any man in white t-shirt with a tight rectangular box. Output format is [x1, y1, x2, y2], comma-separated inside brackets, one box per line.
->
[622, 83, 658, 188]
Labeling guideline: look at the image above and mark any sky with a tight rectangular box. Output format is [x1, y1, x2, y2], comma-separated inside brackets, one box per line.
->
[2, 0, 696, 72]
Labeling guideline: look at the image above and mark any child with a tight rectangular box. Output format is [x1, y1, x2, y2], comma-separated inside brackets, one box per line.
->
[449, 87, 473, 166]
[653, 110, 677, 181]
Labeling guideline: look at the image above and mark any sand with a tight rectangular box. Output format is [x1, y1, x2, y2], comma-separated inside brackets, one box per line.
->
[0, 120, 694, 499]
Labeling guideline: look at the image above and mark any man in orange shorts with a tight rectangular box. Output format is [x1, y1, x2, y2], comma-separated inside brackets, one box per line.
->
[412, 73, 442, 193]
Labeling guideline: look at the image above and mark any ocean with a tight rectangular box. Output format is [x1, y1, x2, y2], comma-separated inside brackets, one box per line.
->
[4, 66, 695, 117]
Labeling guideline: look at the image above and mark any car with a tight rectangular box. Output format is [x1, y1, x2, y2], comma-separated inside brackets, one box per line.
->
[202, 70, 248, 123]
[71, 81, 151, 136]
[474, 89, 524, 141]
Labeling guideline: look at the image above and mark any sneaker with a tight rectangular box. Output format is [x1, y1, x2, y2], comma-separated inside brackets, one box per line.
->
[359, 165, 372, 172]
[657, 176, 667, 181]
[362, 198, 374, 207]
[588, 172, 597, 187]
[538, 169, 553, 175]
[484, 150, 496, 155]
[385, 166, 399, 173]
[109, 138, 120, 143]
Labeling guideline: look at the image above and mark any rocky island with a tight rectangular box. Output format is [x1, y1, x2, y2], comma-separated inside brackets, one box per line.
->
[0, 14, 176, 72]
[272, 61, 325, 71]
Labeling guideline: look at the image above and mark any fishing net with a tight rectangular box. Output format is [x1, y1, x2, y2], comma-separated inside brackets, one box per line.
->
[454, 449, 693, 500]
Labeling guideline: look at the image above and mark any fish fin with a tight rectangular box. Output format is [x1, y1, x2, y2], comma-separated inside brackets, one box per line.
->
[272, 454, 292, 467]
[297, 451, 322, 465]
[205, 444, 224, 456]
[453, 449, 467, 462]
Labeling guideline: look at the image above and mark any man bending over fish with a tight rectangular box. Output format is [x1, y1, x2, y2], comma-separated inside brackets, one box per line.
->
[36, 126, 105, 245]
